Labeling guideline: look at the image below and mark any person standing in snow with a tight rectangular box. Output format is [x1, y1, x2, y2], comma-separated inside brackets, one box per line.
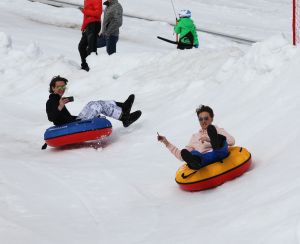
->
[157, 105, 234, 170]
[174, 10, 199, 50]
[97, 0, 123, 55]
[46, 75, 141, 127]
[78, 0, 102, 72]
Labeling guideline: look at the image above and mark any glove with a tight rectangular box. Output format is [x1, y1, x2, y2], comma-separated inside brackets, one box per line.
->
[194, 44, 199, 48]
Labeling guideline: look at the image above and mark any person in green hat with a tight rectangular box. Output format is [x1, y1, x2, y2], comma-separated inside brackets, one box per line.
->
[174, 10, 199, 50]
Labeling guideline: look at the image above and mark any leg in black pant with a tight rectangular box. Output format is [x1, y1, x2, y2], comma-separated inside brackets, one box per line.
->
[86, 21, 101, 55]
[78, 30, 89, 71]
[78, 21, 101, 72]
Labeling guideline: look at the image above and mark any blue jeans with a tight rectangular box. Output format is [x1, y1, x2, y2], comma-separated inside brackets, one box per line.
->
[97, 34, 119, 55]
[191, 141, 229, 167]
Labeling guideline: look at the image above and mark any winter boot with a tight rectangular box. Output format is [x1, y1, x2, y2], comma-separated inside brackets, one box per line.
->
[207, 125, 219, 150]
[217, 134, 227, 148]
[181, 149, 202, 170]
[81, 62, 90, 72]
[116, 94, 135, 116]
[123, 94, 135, 114]
[122, 110, 142, 127]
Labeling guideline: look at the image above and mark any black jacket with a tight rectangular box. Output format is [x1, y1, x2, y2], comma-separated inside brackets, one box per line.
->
[46, 94, 77, 126]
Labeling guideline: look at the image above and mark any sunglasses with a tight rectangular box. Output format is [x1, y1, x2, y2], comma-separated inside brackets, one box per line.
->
[199, 116, 209, 122]
[55, 85, 67, 91]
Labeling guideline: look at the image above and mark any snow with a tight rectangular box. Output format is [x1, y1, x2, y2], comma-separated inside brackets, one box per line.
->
[1, 0, 300, 243]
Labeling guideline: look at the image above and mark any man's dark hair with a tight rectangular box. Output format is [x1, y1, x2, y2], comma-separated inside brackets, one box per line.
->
[49, 75, 68, 93]
[196, 105, 214, 118]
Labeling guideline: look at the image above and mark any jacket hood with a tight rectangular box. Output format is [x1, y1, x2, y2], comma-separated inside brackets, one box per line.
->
[109, 0, 118, 5]
[104, 0, 118, 5]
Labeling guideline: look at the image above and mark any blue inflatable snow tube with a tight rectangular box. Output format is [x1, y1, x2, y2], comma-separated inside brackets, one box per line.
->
[44, 117, 112, 147]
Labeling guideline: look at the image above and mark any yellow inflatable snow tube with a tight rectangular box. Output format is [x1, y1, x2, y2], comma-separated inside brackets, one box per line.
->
[175, 146, 252, 191]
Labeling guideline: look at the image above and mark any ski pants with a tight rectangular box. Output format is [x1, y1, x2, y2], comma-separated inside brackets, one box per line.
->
[78, 21, 101, 64]
[97, 34, 119, 55]
[177, 31, 194, 50]
[177, 43, 193, 50]
[191, 141, 229, 167]
[77, 100, 122, 120]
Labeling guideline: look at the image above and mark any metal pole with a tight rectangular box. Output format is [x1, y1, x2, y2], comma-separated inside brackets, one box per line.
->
[170, 0, 177, 19]
[293, 0, 296, 45]
[170, 0, 178, 43]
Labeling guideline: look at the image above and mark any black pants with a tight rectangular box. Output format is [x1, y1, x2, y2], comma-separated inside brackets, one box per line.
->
[177, 31, 194, 50]
[78, 21, 101, 64]
[177, 42, 193, 50]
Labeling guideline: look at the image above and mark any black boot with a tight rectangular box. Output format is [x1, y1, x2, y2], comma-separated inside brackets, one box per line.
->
[217, 134, 226, 148]
[207, 125, 219, 150]
[207, 125, 227, 150]
[120, 94, 135, 115]
[81, 62, 90, 72]
[121, 110, 142, 127]
[181, 149, 203, 170]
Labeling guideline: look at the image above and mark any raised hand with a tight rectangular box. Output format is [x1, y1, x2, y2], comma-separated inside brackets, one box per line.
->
[58, 97, 70, 111]
[157, 132, 170, 147]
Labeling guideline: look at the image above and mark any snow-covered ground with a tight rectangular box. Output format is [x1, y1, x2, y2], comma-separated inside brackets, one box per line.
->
[42, 0, 292, 41]
[1, 0, 300, 243]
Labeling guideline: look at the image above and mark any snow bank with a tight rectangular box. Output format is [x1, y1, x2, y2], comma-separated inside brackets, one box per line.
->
[0, 0, 81, 28]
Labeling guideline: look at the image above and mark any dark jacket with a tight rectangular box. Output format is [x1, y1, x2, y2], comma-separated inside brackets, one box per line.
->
[46, 94, 77, 126]
[102, 0, 123, 36]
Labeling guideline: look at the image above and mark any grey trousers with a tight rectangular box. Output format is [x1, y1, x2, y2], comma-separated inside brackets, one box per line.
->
[77, 100, 122, 120]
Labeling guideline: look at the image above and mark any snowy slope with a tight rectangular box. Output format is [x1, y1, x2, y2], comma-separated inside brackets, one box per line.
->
[1, 1, 300, 244]
[53, 0, 292, 41]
